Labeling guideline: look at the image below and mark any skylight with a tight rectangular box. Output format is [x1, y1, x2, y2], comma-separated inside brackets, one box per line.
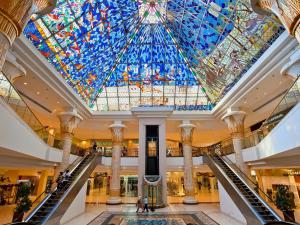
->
[23, 0, 284, 111]
[139, 0, 167, 24]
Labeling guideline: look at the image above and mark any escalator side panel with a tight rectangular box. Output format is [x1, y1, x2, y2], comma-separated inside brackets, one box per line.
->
[204, 155, 265, 225]
[44, 156, 101, 225]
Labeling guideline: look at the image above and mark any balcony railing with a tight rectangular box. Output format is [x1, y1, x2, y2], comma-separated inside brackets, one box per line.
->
[0, 72, 50, 143]
[244, 74, 300, 148]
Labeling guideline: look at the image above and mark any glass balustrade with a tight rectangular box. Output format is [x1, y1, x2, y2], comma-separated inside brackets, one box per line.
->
[243, 74, 300, 148]
[0, 72, 51, 143]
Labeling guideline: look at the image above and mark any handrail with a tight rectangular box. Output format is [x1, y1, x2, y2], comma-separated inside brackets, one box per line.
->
[221, 154, 300, 223]
[25, 156, 83, 222]
[0, 72, 49, 143]
[259, 73, 300, 135]
[222, 154, 274, 203]
[209, 148, 298, 223]
[205, 153, 269, 225]
[35, 154, 98, 225]
[220, 154, 282, 220]
[12, 189, 49, 223]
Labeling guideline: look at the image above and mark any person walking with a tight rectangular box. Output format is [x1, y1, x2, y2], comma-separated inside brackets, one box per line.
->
[142, 196, 149, 212]
[136, 196, 142, 213]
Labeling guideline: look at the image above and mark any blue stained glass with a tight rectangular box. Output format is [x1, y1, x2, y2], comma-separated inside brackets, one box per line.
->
[23, 0, 284, 111]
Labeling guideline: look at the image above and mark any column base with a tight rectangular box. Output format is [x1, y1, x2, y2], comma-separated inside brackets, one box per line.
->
[106, 196, 122, 205]
[183, 196, 198, 204]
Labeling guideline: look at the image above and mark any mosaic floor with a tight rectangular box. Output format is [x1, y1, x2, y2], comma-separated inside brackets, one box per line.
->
[88, 212, 219, 225]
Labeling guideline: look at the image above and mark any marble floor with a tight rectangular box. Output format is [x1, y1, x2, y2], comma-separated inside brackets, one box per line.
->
[62, 203, 246, 225]
[88, 211, 219, 225]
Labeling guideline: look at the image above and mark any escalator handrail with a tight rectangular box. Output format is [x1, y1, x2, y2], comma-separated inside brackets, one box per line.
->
[37, 154, 98, 225]
[24, 155, 85, 222]
[221, 153, 299, 224]
[210, 152, 283, 222]
[11, 190, 49, 223]
[24, 193, 52, 222]
[222, 153, 275, 204]
[205, 153, 267, 225]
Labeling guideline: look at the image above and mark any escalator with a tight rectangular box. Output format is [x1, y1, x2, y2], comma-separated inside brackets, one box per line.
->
[21, 153, 100, 225]
[204, 153, 285, 225]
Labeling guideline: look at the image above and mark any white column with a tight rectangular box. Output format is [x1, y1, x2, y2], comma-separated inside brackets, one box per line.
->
[58, 109, 82, 171]
[107, 121, 125, 204]
[179, 121, 198, 204]
[222, 109, 249, 174]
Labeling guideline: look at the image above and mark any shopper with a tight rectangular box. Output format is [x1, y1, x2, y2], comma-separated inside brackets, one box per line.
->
[56, 172, 64, 190]
[62, 170, 70, 187]
[142, 196, 149, 212]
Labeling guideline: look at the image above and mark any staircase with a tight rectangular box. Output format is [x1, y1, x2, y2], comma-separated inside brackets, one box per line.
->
[204, 153, 283, 225]
[23, 153, 101, 225]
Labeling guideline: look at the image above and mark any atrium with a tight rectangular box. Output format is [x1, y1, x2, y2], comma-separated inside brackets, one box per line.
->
[0, 0, 300, 225]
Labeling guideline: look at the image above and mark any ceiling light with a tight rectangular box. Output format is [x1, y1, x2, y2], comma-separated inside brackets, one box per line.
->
[36, 91, 40, 95]
[24, 82, 28, 85]
[244, 101, 247, 104]
[57, 101, 60, 104]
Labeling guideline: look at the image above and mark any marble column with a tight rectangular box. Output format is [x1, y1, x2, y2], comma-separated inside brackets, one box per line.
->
[58, 109, 82, 172]
[107, 121, 125, 204]
[250, 0, 300, 43]
[36, 170, 48, 196]
[222, 110, 249, 174]
[0, 0, 57, 71]
[179, 121, 198, 204]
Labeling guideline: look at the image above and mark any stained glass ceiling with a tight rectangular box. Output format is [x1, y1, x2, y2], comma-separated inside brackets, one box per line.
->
[23, 0, 284, 111]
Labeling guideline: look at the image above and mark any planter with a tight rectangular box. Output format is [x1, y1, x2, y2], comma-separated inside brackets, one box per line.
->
[12, 211, 24, 222]
[283, 210, 295, 222]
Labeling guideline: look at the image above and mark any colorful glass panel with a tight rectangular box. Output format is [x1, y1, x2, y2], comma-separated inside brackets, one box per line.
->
[23, 0, 284, 111]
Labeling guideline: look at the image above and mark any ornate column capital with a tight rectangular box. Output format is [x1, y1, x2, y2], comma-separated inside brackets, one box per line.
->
[250, 0, 300, 43]
[2, 51, 26, 82]
[0, 0, 57, 45]
[179, 121, 196, 146]
[58, 110, 82, 136]
[222, 110, 246, 139]
[109, 121, 126, 146]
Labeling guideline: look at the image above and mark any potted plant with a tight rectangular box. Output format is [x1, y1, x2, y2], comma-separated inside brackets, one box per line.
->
[12, 183, 32, 222]
[275, 184, 296, 222]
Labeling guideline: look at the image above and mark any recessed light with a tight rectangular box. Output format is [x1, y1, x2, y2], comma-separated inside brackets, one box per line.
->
[24, 82, 28, 85]
[244, 101, 247, 104]
[36, 91, 40, 95]
[57, 101, 60, 104]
